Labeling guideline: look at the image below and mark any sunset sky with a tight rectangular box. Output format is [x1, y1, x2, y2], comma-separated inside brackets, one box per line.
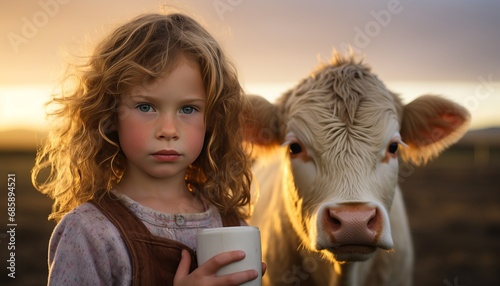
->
[1, 0, 500, 132]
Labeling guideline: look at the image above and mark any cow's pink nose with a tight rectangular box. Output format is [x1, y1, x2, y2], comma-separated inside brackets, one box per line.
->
[324, 204, 382, 246]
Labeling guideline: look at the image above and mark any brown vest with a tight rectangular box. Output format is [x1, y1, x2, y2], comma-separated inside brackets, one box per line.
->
[90, 193, 240, 286]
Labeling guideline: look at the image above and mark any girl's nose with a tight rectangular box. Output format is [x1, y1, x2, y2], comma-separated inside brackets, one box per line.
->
[156, 114, 179, 140]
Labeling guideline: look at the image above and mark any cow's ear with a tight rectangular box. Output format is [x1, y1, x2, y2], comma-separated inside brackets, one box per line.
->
[399, 95, 470, 165]
[243, 95, 285, 147]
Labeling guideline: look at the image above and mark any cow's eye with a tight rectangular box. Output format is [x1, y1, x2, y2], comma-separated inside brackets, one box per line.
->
[289, 143, 302, 155]
[388, 142, 398, 154]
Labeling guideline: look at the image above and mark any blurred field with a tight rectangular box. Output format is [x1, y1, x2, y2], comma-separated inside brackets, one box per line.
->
[0, 151, 55, 286]
[401, 143, 500, 285]
[0, 130, 499, 285]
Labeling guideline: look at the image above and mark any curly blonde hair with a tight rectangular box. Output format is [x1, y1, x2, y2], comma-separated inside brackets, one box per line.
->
[32, 13, 252, 222]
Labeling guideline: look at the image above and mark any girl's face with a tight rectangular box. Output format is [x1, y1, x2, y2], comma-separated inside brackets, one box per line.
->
[117, 54, 207, 181]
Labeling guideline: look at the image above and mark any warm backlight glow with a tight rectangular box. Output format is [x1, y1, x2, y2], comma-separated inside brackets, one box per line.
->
[0, 81, 499, 133]
[0, 85, 53, 132]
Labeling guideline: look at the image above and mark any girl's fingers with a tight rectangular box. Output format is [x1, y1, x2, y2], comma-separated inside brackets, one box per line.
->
[201, 250, 246, 275]
[175, 250, 259, 286]
[217, 269, 259, 285]
[173, 250, 191, 283]
[204, 251, 259, 285]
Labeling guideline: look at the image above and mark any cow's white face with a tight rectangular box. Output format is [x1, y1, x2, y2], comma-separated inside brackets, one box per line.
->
[245, 55, 470, 285]
[246, 56, 470, 280]
[278, 63, 404, 262]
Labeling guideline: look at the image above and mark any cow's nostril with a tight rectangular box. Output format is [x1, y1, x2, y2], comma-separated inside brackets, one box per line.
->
[367, 210, 378, 231]
[331, 218, 341, 226]
[327, 209, 342, 231]
[330, 217, 341, 230]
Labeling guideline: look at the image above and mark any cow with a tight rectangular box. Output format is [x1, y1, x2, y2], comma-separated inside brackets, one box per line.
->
[244, 54, 470, 286]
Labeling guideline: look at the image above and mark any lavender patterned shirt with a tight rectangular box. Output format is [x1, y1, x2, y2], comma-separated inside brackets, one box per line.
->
[48, 191, 224, 285]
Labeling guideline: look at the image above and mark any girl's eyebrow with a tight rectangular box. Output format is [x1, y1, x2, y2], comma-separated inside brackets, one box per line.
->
[182, 97, 206, 104]
[128, 94, 206, 104]
[129, 94, 153, 100]
[127, 94, 160, 104]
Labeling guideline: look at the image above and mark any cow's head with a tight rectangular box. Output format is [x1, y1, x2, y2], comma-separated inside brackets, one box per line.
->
[245, 54, 470, 263]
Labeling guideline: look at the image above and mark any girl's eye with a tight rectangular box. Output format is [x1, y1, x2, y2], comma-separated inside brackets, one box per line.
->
[289, 142, 302, 155]
[137, 104, 154, 112]
[388, 142, 398, 154]
[180, 106, 197, 114]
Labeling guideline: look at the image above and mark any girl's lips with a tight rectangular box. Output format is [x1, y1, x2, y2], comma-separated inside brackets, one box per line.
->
[152, 150, 181, 161]
[153, 150, 180, 156]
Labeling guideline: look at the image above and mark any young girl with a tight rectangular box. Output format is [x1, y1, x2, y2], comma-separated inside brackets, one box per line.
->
[32, 12, 263, 285]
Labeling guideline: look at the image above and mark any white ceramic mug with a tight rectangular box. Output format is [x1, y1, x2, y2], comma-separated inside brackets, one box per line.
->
[196, 226, 262, 286]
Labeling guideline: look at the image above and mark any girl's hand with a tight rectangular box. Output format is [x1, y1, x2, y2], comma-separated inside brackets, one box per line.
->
[174, 249, 259, 286]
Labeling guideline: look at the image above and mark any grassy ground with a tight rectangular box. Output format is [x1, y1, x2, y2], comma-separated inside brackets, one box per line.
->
[0, 146, 498, 285]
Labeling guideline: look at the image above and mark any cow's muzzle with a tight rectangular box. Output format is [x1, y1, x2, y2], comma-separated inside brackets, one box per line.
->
[318, 203, 393, 261]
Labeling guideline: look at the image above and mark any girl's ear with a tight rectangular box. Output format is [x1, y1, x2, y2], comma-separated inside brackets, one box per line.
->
[243, 95, 285, 148]
[399, 95, 470, 165]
